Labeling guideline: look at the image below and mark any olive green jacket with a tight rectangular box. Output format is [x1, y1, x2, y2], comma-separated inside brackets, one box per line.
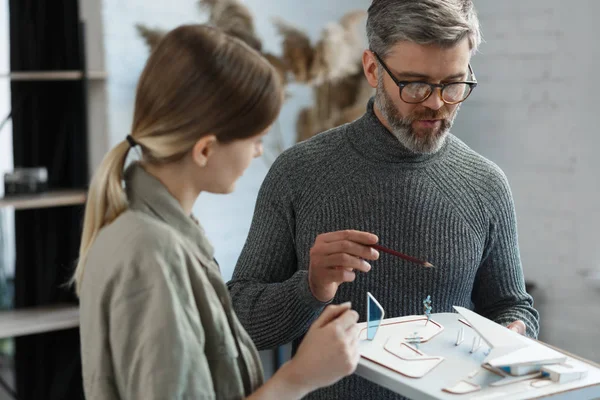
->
[79, 163, 263, 399]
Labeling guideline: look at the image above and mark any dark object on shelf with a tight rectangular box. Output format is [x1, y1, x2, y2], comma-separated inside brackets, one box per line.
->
[3, 167, 48, 196]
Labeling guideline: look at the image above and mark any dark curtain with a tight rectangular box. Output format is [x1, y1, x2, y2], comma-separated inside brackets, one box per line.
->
[9, 0, 87, 399]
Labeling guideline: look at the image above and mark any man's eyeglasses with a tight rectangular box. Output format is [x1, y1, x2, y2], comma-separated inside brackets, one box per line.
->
[372, 52, 477, 105]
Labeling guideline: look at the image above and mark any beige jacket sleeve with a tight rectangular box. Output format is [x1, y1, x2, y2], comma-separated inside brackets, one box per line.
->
[108, 248, 216, 400]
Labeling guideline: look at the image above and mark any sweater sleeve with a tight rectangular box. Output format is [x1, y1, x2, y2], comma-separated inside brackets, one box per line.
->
[471, 167, 540, 338]
[227, 157, 329, 350]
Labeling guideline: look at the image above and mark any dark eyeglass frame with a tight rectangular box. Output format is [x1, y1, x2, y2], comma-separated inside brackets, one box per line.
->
[372, 51, 478, 105]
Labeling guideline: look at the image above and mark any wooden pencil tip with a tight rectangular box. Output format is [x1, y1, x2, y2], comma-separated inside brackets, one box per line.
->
[424, 262, 435, 268]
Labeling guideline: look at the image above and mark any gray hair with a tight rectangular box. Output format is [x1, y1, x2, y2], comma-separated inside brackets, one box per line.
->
[366, 0, 482, 57]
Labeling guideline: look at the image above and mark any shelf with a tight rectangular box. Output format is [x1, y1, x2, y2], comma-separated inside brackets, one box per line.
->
[0, 190, 87, 210]
[0, 304, 79, 339]
[0, 70, 107, 81]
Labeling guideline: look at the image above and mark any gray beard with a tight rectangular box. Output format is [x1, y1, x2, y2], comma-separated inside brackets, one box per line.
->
[374, 77, 459, 154]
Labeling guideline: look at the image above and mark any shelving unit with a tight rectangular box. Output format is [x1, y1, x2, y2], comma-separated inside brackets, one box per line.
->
[0, 195, 85, 341]
[1, 70, 106, 81]
[0, 190, 86, 210]
[0, 304, 79, 340]
[0, 62, 90, 344]
[1, 22, 92, 343]
[1, 2, 105, 397]
[0, 190, 86, 342]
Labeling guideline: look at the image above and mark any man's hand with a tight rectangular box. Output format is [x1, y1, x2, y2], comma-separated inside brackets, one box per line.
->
[308, 230, 379, 302]
[507, 320, 527, 335]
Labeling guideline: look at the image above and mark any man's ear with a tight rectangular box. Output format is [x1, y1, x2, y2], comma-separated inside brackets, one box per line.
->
[192, 135, 218, 167]
[363, 50, 379, 89]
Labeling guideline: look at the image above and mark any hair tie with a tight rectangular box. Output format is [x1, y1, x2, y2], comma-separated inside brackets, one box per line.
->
[126, 135, 138, 148]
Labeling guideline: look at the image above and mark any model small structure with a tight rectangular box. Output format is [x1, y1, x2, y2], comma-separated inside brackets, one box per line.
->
[453, 306, 572, 377]
[423, 295, 432, 326]
[455, 326, 464, 346]
[542, 364, 589, 384]
[366, 292, 384, 341]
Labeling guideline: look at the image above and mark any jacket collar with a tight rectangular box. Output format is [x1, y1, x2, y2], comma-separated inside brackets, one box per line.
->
[124, 162, 215, 265]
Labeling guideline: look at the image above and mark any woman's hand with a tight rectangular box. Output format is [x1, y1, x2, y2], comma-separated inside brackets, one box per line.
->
[249, 302, 361, 400]
[279, 302, 361, 396]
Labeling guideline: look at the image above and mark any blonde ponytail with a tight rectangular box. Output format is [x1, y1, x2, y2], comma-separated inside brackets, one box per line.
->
[72, 140, 131, 295]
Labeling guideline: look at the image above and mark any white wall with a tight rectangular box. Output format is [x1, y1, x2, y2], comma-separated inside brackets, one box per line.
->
[454, 0, 600, 361]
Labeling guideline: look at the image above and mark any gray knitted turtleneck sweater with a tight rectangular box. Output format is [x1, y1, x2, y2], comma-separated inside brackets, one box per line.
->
[228, 99, 539, 399]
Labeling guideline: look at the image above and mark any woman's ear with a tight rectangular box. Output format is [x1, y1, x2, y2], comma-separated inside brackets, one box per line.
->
[192, 135, 218, 167]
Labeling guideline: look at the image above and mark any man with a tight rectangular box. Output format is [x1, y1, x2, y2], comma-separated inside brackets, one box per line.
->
[228, 0, 540, 398]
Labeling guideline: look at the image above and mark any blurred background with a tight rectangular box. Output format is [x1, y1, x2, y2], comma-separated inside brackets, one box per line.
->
[0, 0, 599, 399]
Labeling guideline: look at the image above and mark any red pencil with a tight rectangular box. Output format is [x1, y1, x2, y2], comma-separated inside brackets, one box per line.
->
[371, 243, 435, 268]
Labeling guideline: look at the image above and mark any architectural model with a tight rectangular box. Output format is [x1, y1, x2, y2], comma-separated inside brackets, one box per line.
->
[358, 292, 598, 398]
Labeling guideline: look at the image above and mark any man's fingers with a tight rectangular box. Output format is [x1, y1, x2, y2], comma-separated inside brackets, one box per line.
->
[323, 254, 371, 272]
[312, 267, 356, 287]
[323, 240, 380, 260]
[327, 268, 357, 283]
[318, 230, 378, 245]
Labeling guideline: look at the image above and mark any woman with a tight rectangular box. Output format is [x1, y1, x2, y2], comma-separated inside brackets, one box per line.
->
[73, 25, 360, 399]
